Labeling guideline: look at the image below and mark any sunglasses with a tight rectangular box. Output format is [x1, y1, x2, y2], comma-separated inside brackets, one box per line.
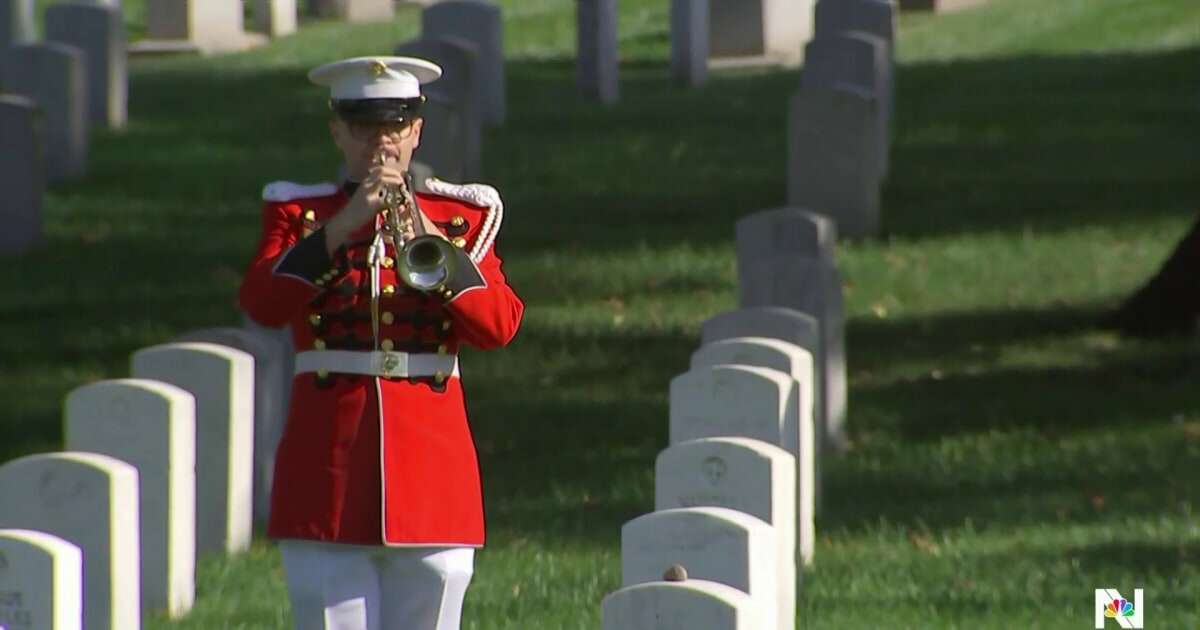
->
[346, 119, 417, 141]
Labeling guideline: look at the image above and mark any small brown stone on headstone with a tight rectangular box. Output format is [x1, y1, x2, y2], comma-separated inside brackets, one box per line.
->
[663, 564, 688, 582]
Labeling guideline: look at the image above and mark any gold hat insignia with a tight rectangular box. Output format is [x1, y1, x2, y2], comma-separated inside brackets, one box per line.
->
[369, 60, 388, 77]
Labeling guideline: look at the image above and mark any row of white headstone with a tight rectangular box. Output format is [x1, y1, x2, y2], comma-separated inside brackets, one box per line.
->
[130, 0, 428, 55]
[601, 208, 848, 629]
[0, 325, 297, 630]
[666, 0, 899, 241]
[134, 0, 297, 55]
[580, 0, 819, 102]
[789, 0, 898, 239]
[1, 0, 128, 256]
[393, 0, 507, 182]
[573, 0, 901, 247]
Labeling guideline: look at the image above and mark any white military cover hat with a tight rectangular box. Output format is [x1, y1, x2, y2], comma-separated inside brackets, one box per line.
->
[308, 56, 442, 100]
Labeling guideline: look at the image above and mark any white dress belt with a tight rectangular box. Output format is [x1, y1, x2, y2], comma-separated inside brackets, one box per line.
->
[294, 350, 459, 379]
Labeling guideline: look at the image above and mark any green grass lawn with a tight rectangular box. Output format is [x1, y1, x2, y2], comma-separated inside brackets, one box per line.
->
[4, 0, 1200, 627]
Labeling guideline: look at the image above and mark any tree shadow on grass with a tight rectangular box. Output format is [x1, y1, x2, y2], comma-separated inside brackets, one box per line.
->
[848, 302, 1200, 441]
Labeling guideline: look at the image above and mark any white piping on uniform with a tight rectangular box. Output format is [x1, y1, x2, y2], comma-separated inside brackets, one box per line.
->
[376, 374, 389, 544]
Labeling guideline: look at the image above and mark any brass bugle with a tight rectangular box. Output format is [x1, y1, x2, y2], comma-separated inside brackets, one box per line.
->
[377, 152, 457, 292]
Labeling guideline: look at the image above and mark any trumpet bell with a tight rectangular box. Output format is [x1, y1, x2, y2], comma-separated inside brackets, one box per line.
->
[399, 235, 458, 292]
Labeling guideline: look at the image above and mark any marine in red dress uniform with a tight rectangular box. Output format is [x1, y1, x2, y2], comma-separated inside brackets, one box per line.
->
[239, 177, 521, 546]
[237, 55, 523, 630]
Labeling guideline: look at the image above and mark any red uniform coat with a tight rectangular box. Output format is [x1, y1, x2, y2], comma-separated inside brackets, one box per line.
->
[238, 178, 523, 547]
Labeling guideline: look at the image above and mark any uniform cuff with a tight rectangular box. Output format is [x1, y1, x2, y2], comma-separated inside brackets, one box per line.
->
[273, 227, 349, 288]
[435, 246, 486, 302]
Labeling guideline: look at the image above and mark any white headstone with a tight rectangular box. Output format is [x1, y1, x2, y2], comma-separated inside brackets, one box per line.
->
[734, 206, 835, 263]
[45, 3, 127, 130]
[0, 43, 88, 182]
[622, 507, 778, 630]
[0, 530, 82, 630]
[241, 314, 295, 406]
[0, 0, 34, 47]
[735, 210, 848, 454]
[178, 327, 286, 529]
[814, 0, 896, 53]
[422, 0, 505, 125]
[670, 0, 708, 86]
[64, 379, 197, 619]
[787, 83, 881, 239]
[0, 95, 43, 256]
[655, 438, 796, 630]
[311, 0, 393, 21]
[131, 342, 254, 556]
[252, 0, 297, 37]
[901, 0, 988, 12]
[0, 453, 140, 630]
[602, 579, 761, 630]
[395, 36, 482, 182]
[669, 364, 796, 450]
[701, 308, 822, 357]
[708, 0, 812, 66]
[240, 316, 295, 504]
[576, 0, 619, 104]
[700, 306, 827, 512]
[143, 0, 264, 53]
[803, 32, 891, 178]
[690, 338, 815, 565]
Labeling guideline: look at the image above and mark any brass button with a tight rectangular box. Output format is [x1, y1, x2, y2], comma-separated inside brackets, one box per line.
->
[381, 256, 394, 269]
[313, 339, 326, 350]
[316, 369, 329, 378]
[441, 288, 453, 299]
[309, 314, 322, 326]
[315, 278, 326, 287]
[452, 237, 467, 248]
[437, 344, 448, 355]
[303, 209, 317, 222]
[451, 216, 465, 227]
[381, 312, 395, 325]
[434, 371, 447, 384]
[382, 285, 396, 296]
[441, 320, 452, 331]
[381, 339, 395, 351]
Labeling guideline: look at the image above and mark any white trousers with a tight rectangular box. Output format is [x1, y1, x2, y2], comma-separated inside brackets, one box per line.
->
[279, 541, 475, 630]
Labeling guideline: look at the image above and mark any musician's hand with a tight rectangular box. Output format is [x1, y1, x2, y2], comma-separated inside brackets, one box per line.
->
[324, 176, 386, 255]
[369, 162, 409, 203]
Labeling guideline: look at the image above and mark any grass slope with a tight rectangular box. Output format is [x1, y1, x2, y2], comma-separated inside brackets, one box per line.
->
[4, 0, 1199, 627]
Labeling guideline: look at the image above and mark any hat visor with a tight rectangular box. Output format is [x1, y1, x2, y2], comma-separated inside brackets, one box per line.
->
[332, 98, 423, 123]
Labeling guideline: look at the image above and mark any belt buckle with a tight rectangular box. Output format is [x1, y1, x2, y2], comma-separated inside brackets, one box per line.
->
[380, 351, 405, 378]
